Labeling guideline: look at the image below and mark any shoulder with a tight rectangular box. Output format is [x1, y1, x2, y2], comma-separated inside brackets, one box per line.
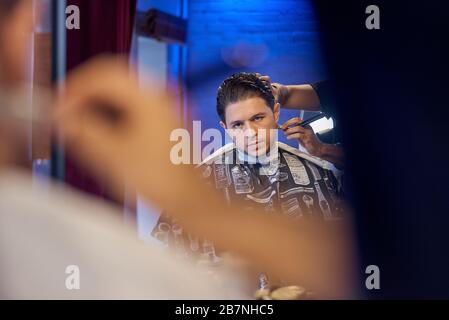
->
[278, 142, 340, 173]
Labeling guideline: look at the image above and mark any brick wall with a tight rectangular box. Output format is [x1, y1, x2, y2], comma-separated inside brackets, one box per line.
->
[186, 0, 326, 145]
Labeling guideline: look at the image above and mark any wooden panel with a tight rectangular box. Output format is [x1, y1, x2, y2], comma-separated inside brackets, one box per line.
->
[32, 33, 52, 160]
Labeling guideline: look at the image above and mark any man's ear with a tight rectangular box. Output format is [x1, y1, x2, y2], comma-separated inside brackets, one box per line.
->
[273, 102, 281, 123]
[219, 121, 227, 130]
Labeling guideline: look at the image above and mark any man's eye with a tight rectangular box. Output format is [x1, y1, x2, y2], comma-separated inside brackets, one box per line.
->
[233, 123, 243, 129]
[254, 116, 264, 122]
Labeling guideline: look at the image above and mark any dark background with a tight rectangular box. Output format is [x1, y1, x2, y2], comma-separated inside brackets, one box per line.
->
[314, 0, 449, 298]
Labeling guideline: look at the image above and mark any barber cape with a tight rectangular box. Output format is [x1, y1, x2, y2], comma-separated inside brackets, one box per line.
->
[153, 142, 346, 275]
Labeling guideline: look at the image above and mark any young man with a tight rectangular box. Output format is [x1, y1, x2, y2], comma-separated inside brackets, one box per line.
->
[153, 73, 346, 290]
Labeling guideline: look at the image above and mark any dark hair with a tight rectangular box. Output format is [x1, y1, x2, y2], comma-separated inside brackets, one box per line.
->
[216, 72, 275, 122]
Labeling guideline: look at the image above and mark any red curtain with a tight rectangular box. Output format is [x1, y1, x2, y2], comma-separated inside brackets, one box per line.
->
[65, 0, 137, 200]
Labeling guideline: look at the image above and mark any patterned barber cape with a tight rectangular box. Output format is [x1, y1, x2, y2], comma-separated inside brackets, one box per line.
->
[152, 142, 345, 289]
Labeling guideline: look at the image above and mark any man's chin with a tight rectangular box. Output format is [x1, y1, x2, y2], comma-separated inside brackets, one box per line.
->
[246, 146, 269, 159]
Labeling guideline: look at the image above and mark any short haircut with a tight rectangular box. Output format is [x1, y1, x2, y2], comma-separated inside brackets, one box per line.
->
[216, 72, 275, 122]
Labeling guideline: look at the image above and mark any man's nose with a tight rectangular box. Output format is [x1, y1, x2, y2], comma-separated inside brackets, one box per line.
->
[243, 122, 258, 136]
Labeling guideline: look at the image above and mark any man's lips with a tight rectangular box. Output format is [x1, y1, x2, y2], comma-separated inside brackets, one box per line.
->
[247, 141, 266, 150]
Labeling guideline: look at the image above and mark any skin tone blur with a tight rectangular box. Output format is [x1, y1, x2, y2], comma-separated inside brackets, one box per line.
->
[0, 0, 35, 86]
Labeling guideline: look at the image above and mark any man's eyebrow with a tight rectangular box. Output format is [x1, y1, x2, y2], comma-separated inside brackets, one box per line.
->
[230, 119, 243, 126]
[229, 113, 267, 126]
[249, 112, 267, 120]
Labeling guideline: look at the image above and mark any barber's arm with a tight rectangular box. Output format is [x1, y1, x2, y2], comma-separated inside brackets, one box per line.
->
[259, 75, 344, 168]
[280, 117, 345, 170]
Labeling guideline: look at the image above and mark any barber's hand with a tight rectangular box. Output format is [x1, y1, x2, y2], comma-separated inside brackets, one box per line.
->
[280, 117, 323, 157]
[55, 56, 192, 209]
[256, 74, 288, 105]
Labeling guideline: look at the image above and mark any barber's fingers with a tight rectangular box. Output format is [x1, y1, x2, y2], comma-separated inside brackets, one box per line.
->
[58, 56, 172, 120]
[61, 57, 140, 107]
[283, 125, 308, 136]
[257, 74, 273, 87]
[55, 59, 136, 176]
[280, 117, 302, 130]
[286, 133, 305, 141]
[58, 56, 176, 130]
[55, 57, 139, 134]
[55, 56, 177, 171]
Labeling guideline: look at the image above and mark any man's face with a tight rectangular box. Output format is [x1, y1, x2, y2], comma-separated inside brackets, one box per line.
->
[220, 96, 280, 158]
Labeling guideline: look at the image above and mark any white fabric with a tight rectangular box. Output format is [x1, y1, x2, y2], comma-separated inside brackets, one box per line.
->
[0, 169, 248, 300]
[201, 142, 340, 173]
